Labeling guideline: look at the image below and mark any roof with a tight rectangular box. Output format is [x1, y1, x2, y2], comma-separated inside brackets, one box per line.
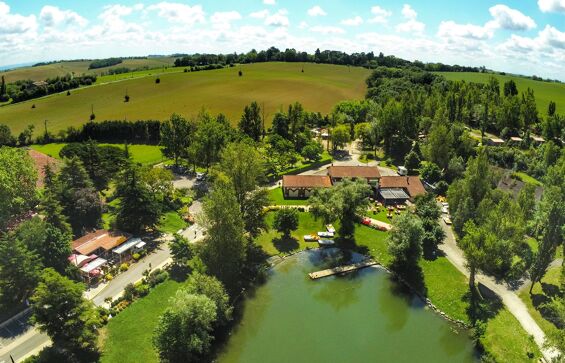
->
[80, 257, 107, 274]
[489, 138, 505, 143]
[379, 176, 426, 198]
[282, 175, 332, 188]
[532, 136, 545, 142]
[510, 137, 523, 142]
[380, 188, 410, 200]
[113, 238, 143, 255]
[327, 166, 381, 179]
[73, 229, 130, 255]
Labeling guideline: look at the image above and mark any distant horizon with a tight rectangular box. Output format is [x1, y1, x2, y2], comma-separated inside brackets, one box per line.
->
[2, 51, 563, 83]
[0, 1, 564, 80]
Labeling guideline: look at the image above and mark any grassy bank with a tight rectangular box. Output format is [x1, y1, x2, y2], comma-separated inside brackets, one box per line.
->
[100, 279, 183, 363]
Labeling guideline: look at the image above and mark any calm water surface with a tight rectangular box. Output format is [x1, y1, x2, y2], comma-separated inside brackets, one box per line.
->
[218, 249, 478, 363]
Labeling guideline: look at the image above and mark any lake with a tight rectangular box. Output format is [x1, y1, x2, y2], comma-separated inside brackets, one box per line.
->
[217, 248, 478, 363]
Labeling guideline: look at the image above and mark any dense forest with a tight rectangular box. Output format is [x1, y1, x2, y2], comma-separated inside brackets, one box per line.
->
[5, 74, 97, 103]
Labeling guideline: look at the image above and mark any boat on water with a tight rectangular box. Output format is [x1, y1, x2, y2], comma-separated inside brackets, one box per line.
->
[318, 239, 335, 247]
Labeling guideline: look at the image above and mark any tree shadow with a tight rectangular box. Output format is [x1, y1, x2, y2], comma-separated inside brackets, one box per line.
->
[392, 263, 428, 298]
[272, 236, 299, 254]
[464, 285, 503, 326]
[422, 245, 445, 261]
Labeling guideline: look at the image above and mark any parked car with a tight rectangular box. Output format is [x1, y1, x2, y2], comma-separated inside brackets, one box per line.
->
[441, 206, 449, 214]
[443, 216, 452, 225]
[318, 239, 335, 247]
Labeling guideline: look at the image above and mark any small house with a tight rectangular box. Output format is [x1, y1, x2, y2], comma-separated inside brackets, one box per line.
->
[532, 136, 545, 144]
[487, 138, 505, 146]
[282, 175, 332, 198]
[72, 229, 130, 259]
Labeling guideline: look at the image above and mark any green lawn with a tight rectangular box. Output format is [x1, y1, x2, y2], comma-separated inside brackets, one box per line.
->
[436, 72, 565, 115]
[30, 143, 165, 166]
[100, 279, 182, 363]
[157, 210, 187, 234]
[519, 266, 562, 339]
[1, 62, 370, 134]
[481, 307, 541, 362]
[512, 172, 543, 186]
[267, 187, 309, 206]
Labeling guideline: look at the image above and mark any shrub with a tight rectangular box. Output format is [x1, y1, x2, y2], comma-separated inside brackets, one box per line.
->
[123, 283, 135, 301]
[120, 263, 129, 272]
[132, 253, 141, 261]
[66, 91, 71, 96]
[238, 70, 243, 77]
[31, 104, 36, 109]
[134, 283, 150, 297]
[155, 78, 161, 84]
[148, 269, 169, 287]
[105, 273, 113, 281]
[124, 94, 130, 102]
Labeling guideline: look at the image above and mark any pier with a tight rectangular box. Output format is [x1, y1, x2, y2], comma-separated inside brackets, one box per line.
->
[308, 260, 378, 279]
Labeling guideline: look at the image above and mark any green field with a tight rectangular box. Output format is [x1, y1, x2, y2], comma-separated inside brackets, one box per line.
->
[0, 62, 370, 134]
[436, 72, 565, 115]
[30, 143, 165, 165]
[1, 57, 176, 83]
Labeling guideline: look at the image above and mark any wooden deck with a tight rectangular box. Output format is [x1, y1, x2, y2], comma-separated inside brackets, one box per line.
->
[308, 260, 378, 279]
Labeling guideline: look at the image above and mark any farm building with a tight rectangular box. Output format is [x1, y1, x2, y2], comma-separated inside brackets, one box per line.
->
[532, 136, 545, 144]
[282, 175, 332, 198]
[378, 176, 426, 205]
[327, 166, 381, 185]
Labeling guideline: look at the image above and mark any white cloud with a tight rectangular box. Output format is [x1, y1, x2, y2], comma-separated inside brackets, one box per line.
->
[396, 4, 425, 34]
[146, 2, 205, 25]
[438, 21, 493, 40]
[401, 4, 417, 19]
[249, 9, 269, 19]
[39, 6, 87, 28]
[488, 4, 536, 31]
[341, 16, 363, 26]
[310, 25, 345, 34]
[307, 5, 326, 17]
[538, 0, 565, 13]
[0, 1, 37, 34]
[298, 21, 309, 29]
[368, 6, 392, 24]
[263, 0, 276, 5]
[538, 24, 565, 49]
[265, 9, 289, 27]
[210, 11, 241, 30]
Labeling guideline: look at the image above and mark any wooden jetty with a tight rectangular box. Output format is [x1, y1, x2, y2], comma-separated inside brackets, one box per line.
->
[308, 260, 378, 279]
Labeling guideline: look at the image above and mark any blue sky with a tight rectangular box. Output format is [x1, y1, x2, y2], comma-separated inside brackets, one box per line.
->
[1, 0, 564, 79]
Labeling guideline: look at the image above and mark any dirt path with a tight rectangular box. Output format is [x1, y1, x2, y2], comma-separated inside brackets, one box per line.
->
[438, 221, 559, 362]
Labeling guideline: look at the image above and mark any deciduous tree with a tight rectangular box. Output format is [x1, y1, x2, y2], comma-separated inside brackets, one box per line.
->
[273, 208, 299, 238]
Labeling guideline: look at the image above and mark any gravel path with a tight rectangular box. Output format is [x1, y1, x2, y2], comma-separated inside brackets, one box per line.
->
[438, 220, 559, 362]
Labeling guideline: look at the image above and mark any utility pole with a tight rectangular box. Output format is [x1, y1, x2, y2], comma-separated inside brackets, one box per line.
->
[44, 119, 48, 136]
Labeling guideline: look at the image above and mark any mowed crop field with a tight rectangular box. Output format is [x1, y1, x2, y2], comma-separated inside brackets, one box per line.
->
[0, 62, 370, 134]
[437, 72, 565, 115]
[0, 57, 176, 83]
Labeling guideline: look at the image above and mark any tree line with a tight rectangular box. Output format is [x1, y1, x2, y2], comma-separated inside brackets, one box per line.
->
[6, 74, 97, 103]
[174, 46, 483, 72]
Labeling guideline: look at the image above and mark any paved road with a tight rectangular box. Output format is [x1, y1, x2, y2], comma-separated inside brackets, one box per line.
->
[0, 239, 174, 363]
[438, 218, 559, 362]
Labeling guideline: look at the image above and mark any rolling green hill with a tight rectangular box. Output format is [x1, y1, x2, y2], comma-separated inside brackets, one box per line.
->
[436, 72, 565, 115]
[0, 57, 176, 83]
[0, 62, 370, 134]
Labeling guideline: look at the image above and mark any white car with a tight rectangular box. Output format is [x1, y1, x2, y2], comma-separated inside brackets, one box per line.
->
[443, 216, 452, 225]
[318, 239, 335, 247]
[317, 231, 334, 238]
[441, 206, 449, 214]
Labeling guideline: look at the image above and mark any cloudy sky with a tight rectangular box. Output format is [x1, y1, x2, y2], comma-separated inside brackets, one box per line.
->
[1, 0, 564, 79]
